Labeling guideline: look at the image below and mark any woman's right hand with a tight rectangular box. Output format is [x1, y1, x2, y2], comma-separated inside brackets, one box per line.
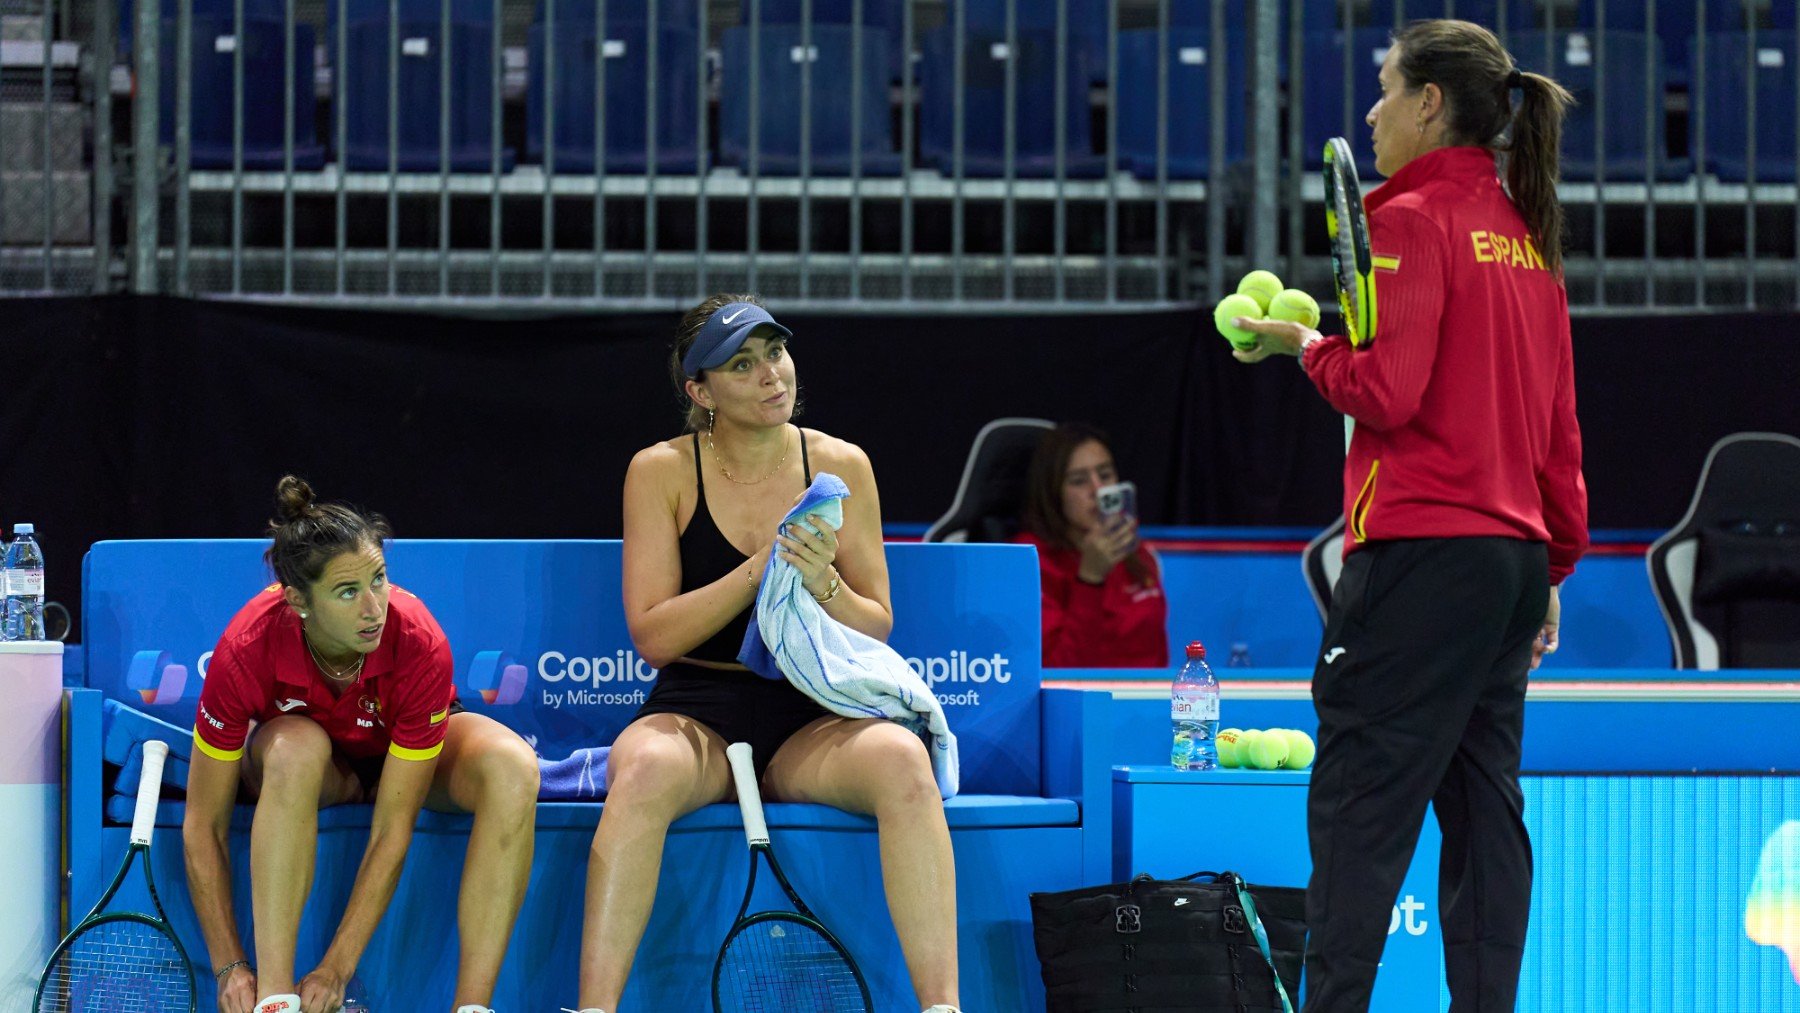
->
[216, 963, 257, 1013]
[1077, 516, 1138, 584]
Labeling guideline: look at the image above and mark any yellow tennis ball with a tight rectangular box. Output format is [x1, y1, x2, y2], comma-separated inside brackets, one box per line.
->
[1214, 294, 1264, 350]
[1216, 728, 1245, 769]
[1235, 729, 1263, 764]
[1283, 729, 1317, 770]
[1246, 729, 1290, 770]
[1268, 288, 1321, 329]
[1236, 270, 1285, 312]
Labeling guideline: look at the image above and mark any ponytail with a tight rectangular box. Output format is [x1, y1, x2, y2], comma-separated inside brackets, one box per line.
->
[1504, 70, 1574, 274]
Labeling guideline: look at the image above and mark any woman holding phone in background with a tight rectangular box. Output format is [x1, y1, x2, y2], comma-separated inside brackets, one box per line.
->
[1014, 423, 1168, 668]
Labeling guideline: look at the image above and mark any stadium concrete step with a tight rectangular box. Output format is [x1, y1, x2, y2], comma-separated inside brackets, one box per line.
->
[0, 100, 83, 170]
[0, 167, 91, 245]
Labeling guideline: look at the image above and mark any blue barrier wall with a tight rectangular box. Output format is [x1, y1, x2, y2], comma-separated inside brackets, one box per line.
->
[1151, 546, 1668, 671]
[82, 539, 1045, 794]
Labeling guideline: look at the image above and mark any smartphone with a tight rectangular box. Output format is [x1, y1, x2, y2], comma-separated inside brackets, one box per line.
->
[1096, 481, 1137, 522]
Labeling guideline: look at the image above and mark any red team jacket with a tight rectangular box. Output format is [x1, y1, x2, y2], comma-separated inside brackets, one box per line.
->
[1015, 532, 1170, 668]
[1300, 146, 1590, 584]
[193, 585, 458, 763]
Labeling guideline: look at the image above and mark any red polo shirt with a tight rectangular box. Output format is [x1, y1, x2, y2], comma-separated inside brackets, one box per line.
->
[192, 584, 457, 763]
[1300, 146, 1590, 584]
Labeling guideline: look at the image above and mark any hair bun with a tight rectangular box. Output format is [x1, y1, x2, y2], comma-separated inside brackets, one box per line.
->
[274, 475, 318, 522]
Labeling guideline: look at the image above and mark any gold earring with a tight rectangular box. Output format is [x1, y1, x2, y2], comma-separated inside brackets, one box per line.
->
[707, 407, 716, 430]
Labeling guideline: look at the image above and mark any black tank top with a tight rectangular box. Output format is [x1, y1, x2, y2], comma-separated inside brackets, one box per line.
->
[676, 427, 811, 665]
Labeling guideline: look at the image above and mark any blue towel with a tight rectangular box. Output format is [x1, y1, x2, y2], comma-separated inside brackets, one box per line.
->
[537, 746, 610, 800]
[740, 473, 960, 798]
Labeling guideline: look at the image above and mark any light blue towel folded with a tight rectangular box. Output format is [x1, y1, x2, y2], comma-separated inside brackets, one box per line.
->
[740, 473, 960, 798]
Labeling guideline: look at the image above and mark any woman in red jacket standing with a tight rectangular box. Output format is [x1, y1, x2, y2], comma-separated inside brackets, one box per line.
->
[1014, 423, 1168, 668]
[1233, 20, 1589, 1013]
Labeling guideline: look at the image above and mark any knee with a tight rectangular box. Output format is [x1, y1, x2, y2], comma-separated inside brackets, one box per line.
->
[857, 724, 938, 810]
[256, 717, 333, 786]
[469, 735, 541, 815]
[604, 738, 705, 818]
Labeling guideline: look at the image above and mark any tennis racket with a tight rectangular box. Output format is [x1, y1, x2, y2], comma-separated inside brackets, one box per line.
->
[711, 741, 872, 1013]
[34, 739, 196, 1013]
[1323, 136, 1377, 347]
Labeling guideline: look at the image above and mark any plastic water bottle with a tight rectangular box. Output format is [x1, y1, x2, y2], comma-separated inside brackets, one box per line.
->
[340, 975, 372, 1012]
[1170, 641, 1220, 771]
[2, 523, 45, 641]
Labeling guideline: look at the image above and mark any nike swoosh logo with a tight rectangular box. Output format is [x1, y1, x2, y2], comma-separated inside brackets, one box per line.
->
[276, 698, 307, 712]
[1324, 647, 1347, 664]
[722, 307, 749, 325]
[1174, 898, 1190, 907]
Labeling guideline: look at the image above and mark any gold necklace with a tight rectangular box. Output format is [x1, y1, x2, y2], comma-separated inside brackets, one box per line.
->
[707, 426, 790, 486]
[304, 631, 365, 683]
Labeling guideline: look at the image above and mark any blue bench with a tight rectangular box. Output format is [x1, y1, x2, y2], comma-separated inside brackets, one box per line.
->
[70, 539, 1108, 1010]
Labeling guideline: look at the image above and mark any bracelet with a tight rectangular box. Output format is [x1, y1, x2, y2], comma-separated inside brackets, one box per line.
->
[215, 959, 250, 981]
[810, 570, 843, 604]
[745, 559, 758, 590]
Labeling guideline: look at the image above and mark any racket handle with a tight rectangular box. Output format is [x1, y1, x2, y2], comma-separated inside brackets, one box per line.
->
[132, 739, 169, 846]
[725, 742, 770, 847]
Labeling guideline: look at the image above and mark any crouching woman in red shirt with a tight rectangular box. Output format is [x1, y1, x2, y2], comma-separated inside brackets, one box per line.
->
[183, 477, 539, 1013]
[1013, 423, 1169, 668]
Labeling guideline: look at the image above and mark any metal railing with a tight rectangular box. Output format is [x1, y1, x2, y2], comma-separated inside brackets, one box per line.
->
[1, 0, 1797, 311]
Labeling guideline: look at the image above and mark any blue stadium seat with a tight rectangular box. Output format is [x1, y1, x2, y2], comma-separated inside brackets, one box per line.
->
[338, 8, 512, 170]
[719, 24, 902, 175]
[117, 0, 281, 54]
[742, 1, 908, 82]
[1511, 31, 1689, 181]
[1300, 28, 1388, 173]
[532, 0, 701, 26]
[525, 21, 703, 173]
[1696, 31, 1799, 182]
[918, 26, 1104, 177]
[948, 0, 1110, 83]
[1301, 0, 1540, 32]
[1113, 27, 1248, 179]
[1573, 0, 1790, 83]
[159, 14, 324, 169]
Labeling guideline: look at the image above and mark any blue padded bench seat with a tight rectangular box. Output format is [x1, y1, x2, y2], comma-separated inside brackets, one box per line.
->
[110, 794, 1080, 831]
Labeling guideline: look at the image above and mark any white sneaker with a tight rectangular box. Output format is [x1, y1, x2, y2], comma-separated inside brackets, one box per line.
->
[923, 1007, 964, 1013]
[559, 1008, 608, 1013]
[454, 1007, 495, 1013]
[254, 995, 301, 1012]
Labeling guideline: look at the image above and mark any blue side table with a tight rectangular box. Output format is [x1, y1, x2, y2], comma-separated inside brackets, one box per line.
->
[1113, 765, 1445, 1010]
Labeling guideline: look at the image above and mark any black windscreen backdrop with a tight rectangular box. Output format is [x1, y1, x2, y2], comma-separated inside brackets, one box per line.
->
[7, 296, 1798, 638]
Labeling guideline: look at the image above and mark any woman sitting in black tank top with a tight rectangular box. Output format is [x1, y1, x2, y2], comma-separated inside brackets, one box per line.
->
[568, 295, 965, 1013]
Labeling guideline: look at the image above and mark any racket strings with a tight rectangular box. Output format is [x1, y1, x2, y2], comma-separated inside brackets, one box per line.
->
[716, 917, 870, 1012]
[38, 920, 194, 1013]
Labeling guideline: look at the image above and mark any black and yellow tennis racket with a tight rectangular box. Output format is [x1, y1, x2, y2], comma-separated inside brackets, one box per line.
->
[712, 742, 872, 1013]
[34, 740, 196, 1012]
[1323, 136, 1377, 347]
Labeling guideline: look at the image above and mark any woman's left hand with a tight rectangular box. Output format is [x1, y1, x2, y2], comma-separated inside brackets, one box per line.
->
[778, 517, 841, 597]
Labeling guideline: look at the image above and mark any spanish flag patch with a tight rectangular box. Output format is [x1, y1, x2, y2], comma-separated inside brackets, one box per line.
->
[1371, 254, 1401, 272]
[429, 707, 449, 725]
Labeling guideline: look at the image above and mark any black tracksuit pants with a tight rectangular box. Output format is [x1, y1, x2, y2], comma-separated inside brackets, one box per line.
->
[1301, 537, 1549, 1013]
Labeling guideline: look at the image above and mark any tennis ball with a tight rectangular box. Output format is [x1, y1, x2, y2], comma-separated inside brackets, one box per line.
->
[1236, 270, 1285, 312]
[1214, 293, 1264, 350]
[1246, 729, 1290, 770]
[1216, 728, 1245, 769]
[1268, 288, 1321, 329]
[1235, 729, 1263, 764]
[1283, 729, 1317, 770]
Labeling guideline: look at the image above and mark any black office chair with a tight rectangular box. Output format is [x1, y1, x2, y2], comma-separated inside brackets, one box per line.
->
[1647, 432, 1800, 669]
[1301, 515, 1348, 623]
[923, 417, 1055, 543]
